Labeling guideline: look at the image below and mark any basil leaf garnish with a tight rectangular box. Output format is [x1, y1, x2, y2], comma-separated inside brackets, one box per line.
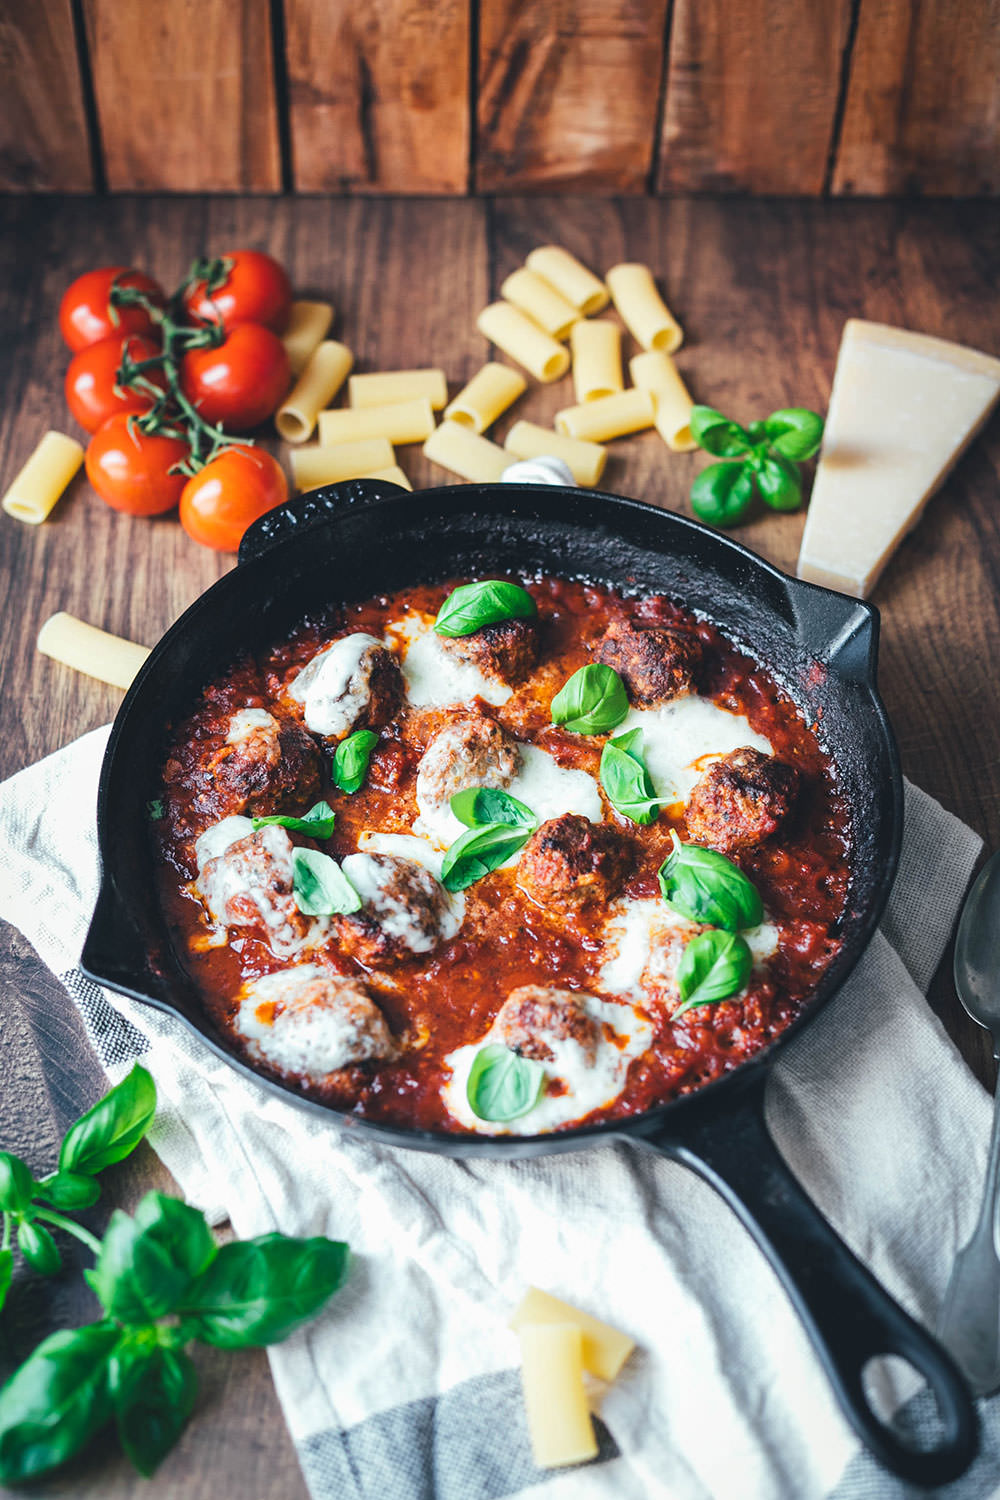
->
[657, 836, 763, 931]
[32, 1172, 101, 1211]
[146, 799, 165, 821]
[763, 407, 824, 462]
[252, 800, 336, 838]
[176, 1234, 350, 1348]
[755, 452, 802, 512]
[599, 728, 668, 825]
[450, 786, 535, 829]
[87, 1193, 218, 1325]
[690, 406, 752, 457]
[433, 580, 537, 638]
[292, 848, 362, 915]
[674, 930, 752, 1019]
[0, 1323, 120, 1485]
[109, 1340, 198, 1477]
[550, 663, 629, 735]
[0, 1151, 34, 1212]
[332, 731, 378, 795]
[440, 823, 534, 893]
[59, 1064, 156, 1178]
[466, 1044, 545, 1122]
[18, 1220, 61, 1276]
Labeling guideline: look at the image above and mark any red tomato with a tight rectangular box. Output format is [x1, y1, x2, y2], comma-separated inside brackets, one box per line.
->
[85, 414, 189, 516]
[183, 250, 292, 335]
[179, 446, 287, 552]
[59, 267, 165, 353]
[180, 323, 290, 432]
[64, 334, 165, 434]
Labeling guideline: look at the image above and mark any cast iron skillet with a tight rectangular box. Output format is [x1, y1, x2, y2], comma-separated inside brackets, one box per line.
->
[82, 479, 976, 1485]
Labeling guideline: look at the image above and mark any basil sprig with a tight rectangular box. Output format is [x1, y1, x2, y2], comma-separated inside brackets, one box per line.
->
[441, 823, 535, 893]
[466, 1045, 545, 1122]
[551, 663, 628, 735]
[292, 848, 362, 915]
[600, 728, 669, 825]
[658, 835, 763, 931]
[689, 405, 824, 527]
[433, 580, 537, 638]
[253, 800, 336, 839]
[674, 930, 753, 1019]
[333, 730, 378, 794]
[450, 786, 534, 829]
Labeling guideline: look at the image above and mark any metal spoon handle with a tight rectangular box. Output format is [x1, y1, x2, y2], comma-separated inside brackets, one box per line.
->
[938, 1066, 1000, 1394]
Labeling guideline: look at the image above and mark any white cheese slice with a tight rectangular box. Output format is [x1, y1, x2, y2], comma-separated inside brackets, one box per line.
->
[620, 697, 773, 809]
[599, 895, 779, 1003]
[797, 321, 1000, 598]
[288, 632, 386, 737]
[386, 611, 512, 709]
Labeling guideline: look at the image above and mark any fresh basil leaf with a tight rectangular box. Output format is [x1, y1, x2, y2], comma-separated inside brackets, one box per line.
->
[690, 406, 752, 458]
[450, 786, 535, 829]
[87, 1192, 217, 1325]
[0, 1152, 34, 1213]
[17, 1220, 61, 1276]
[756, 452, 803, 512]
[550, 663, 629, 735]
[32, 1172, 101, 1211]
[178, 1234, 349, 1348]
[763, 407, 824, 462]
[690, 461, 755, 527]
[59, 1064, 156, 1177]
[433, 580, 537, 638]
[674, 930, 752, 1019]
[252, 800, 336, 838]
[332, 731, 379, 795]
[466, 1045, 545, 1122]
[440, 823, 534, 893]
[599, 728, 668, 826]
[291, 848, 362, 915]
[110, 1340, 198, 1477]
[0, 1250, 11, 1316]
[657, 838, 763, 931]
[0, 1322, 118, 1484]
[146, 798, 165, 821]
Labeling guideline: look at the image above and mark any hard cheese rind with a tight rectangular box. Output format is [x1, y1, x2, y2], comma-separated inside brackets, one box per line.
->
[797, 320, 1000, 598]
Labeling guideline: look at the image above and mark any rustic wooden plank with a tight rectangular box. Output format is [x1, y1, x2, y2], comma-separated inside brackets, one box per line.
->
[832, 0, 1000, 196]
[656, 0, 853, 195]
[284, 0, 469, 194]
[81, 0, 280, 192]
[476, 0, 669, 193]
[0, 0, 94, 191]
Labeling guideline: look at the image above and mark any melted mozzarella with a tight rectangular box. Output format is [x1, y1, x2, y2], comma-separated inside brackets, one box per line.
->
[341, 849, 463, 950]
[226, 708, 277, 744]
[599, 896, 780, 1003]
[358, 831, 466, 931]
[416, 742, 603, 851]
[194, 815, 254, 871]
[442, 996, 652, 1136]
[236, 966, 392, 1077]
[621, 697, 773, 808]
[386, 612, 512, 709]
[289, 632, 386, 737]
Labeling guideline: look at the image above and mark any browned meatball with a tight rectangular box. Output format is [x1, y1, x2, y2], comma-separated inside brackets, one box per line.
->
[236, 965, 398, 1085]
[517, 813, 630, 908]
[594, 619, 702, 706]
[685, 747, 798, 854]
[439, 617, 540, 686]
[334, 853, 459, 965]
[289, 633, 403, 741]
[416, 714, 520, 832]
[495, 986, 599, 1065]
[195, 823, 315, 956]
[200, 709, 322, 820]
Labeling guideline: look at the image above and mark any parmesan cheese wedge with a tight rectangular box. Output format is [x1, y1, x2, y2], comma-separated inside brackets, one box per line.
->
[518, 1323, 598, 1468]
[510, 1287, 635, 1381]
[797, 321, 1000, 598]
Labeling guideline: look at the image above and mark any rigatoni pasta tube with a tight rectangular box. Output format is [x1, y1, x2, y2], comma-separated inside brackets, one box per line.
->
[518, 1324, 597, 1469]
[3, 431, 84, 525]
[630, 350, 697, 452]
[476, 303, 569, 383]
[276, 342, 354, 443]
[555, 388, 655, 442]
[423, 421, 510, 483]
[357, 465, 413, 492]
[570, 320, 623, 404]
[526, 246, 609, 316]
[290, 438, 395, 490]
[444, 363, 525, 433]
[318, 398, 435, 446]
[37, 613, 150, 691]
[509, 1288, 635, 1382]
[500, 269, 580, 341]
[348, 369, 447, 411]
[606, 263, 683, 353]
[282, 301, 334, 376]
[504, 421, 606, 488]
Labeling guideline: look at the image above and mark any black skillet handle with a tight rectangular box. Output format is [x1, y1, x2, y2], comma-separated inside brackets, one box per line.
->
[630, 1071, 978, 1486]
[239, 478, 409, 566]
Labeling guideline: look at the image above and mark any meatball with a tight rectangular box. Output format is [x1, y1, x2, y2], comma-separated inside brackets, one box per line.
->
[236, 965, 398, 1083]
[517, 813, 630, 908]
[685, 746, 798, 853]
[594, 619, 702, 706]
[494, 986, 600, 1066]
[196, 821, 316, 956]
[438, 617, 540, 686]
[198, 708, 322, 819]
[335, 853, 460, 965]
[289, 632, 402, 740]
[415, 714, 520, 846]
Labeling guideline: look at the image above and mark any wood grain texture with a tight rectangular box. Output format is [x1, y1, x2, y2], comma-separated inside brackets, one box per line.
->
[657, 0, 853, 193]
[476, 0, 669, 193]
[0, 0, 93, 191]
[285, 0, 469, 194]
[832, 0, 1000, 195]
[82, 0, 280, 192]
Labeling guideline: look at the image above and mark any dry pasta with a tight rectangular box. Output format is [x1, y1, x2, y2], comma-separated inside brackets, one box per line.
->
[290, 438, 395, 490]
[476, 304, 569, 383]
[444, 363, 525, 433]
[2, 431, 84, 525]
[357, 465, 413, 492]
[318, 399, 435, 447]
[504, 420, 606, 488]
[629, 350, 697, 451]
[518, 1324, 597, 1469]
[554, 389, 655, 442]
[606, 263, 683, 353]
[282, 301, 335, 376]
[423, 421, 510, 483]
[525, 246, 609, 316]
[570, 320, 623, 403]
[37, 613, 150, 691]
[348, 369, 448, 410]
[500, 269, 580, 341]
[276, 341, 354, 443]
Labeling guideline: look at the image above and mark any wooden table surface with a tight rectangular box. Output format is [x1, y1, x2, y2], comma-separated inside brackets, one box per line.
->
[1, 193, 999, 1497]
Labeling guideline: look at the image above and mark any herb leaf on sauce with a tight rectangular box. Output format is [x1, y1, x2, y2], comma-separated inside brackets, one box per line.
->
[657, 834, 763, 931]
[599, 728, 669, 825]
[332, 731, 378, 795]
[674, 929, 752, 1019]
[433, 580, 537, 638]
[466, 1044, 545, 1122]
[291, 848, 362, 915]
[450, 786, 535, 830]
[550, 663, 629, 735]
[440, 823, 534, 893]
[252, 801, 336, 839]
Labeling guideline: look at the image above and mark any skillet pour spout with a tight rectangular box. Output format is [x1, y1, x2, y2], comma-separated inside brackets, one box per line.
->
[82, 478, 976, 1483]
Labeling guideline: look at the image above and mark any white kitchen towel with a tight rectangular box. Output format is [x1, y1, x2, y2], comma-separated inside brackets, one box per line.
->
[0, 723, 997, 1500]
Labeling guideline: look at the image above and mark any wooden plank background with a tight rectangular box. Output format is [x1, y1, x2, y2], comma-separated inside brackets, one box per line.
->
[0, 0, 998, 195]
